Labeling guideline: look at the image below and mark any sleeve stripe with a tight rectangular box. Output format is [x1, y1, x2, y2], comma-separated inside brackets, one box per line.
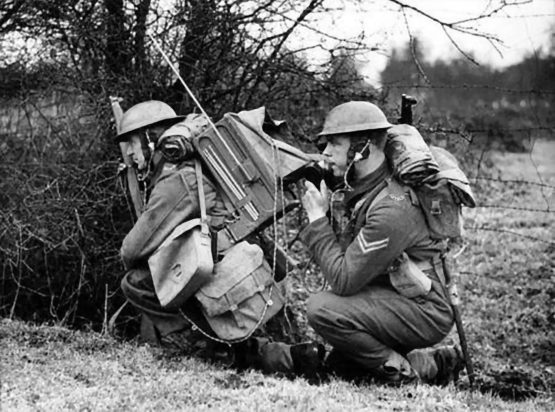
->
[357, 235, 389, 253]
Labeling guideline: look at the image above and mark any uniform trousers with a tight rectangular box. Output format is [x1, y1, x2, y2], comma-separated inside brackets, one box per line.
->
[307, 271, 454, 375]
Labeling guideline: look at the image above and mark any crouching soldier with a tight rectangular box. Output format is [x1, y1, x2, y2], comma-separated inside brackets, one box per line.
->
[300, 102, 464, 385]
[114, 100, 323, 378]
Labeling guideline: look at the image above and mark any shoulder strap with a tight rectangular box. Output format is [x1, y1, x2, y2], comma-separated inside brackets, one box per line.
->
[194, 158, 210, 235]
[367, 185, 389, 213]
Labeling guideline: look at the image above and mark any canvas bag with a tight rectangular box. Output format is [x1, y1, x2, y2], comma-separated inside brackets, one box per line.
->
[386, 125, 476, 241]
[194, 240, 284, 342]
[417, 146, 476, 241]
[148, 159, 214, 309]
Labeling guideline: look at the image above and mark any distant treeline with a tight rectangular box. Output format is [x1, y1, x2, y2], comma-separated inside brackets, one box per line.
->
[381, 39, 555, 151]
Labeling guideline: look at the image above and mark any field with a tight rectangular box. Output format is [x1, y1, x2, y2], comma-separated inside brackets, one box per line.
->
[1, 139, 554, 411]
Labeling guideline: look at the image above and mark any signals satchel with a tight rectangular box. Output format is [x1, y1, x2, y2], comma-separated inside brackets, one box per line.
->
[148, 158, 214, 309]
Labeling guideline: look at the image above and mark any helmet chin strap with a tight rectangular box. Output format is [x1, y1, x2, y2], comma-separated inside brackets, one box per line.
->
[145, 130, 155, 153]
[136, 159, 151, 183]
[137, 130, 155, 182]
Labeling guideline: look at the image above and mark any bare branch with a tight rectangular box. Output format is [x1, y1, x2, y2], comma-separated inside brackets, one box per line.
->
[451, 0, 533, 25]
[386, 0, 518, 63]
[268, 8, 369, 48]
[442, 26, 479, 66]
[401, 6, 431, 84]
[243, 0, 324, 107]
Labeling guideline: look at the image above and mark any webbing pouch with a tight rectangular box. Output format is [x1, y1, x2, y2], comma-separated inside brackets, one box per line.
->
[194, 241, 284, 341]
[416, 180, 463, 240]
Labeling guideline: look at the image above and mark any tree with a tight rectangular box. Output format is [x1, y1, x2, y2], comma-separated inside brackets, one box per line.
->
[0, 0, 539, 326]
[0, 0, 375, 326]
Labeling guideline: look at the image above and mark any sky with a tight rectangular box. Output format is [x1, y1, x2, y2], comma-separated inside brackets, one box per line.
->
[2, 0, 552, 84]
[290, 0, 555, 83]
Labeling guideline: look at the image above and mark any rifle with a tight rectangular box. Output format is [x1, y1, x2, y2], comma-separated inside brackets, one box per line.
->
[107, 96, 144, 336]
[109, 96, 144, 218]
[399, 94, 475, 388]
[442, 254, 475, 388]
[399, 94, 418, 125]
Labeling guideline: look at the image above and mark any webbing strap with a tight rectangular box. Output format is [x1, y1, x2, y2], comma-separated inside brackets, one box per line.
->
[194, 158, 209, 235]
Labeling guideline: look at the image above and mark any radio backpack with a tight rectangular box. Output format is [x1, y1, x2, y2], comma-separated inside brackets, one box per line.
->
[385, 124, 476, 242]
[192, 106, 313, 243]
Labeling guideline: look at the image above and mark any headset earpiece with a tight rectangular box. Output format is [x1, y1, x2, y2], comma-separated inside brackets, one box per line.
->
[353, 141, 371, 162]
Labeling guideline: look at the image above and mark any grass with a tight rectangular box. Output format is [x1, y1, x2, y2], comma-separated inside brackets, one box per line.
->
[1, 139, 554, 411]
[456, 139, 554, 399]
[1, 319, 553, 411]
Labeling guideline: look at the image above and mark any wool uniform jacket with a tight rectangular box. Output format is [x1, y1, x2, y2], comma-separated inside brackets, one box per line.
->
[300, 161, 443, 297]
[120, 159, 228, 271]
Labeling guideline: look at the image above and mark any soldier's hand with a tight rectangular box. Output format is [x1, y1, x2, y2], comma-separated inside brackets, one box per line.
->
[301, 180, 329, 223]
[117, 162, 127, 175]
[183, 113, 210, 137]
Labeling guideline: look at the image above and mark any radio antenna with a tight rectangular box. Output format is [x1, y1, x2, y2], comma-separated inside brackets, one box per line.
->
[147, 32, 225, 143]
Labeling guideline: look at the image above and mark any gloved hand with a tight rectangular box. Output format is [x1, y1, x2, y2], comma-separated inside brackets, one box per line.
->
[183, 113, 210, 137]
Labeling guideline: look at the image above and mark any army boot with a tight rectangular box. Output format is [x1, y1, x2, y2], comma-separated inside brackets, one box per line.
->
[373, 351, 419, 386]
[323, 349, 370, 383]
[290, 342, 327, 383]
[233, 338, 326, 382]
[407, 345, 465, 386]
[159, 326, 198, 353]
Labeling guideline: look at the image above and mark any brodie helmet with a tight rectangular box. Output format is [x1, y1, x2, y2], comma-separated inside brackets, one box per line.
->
[317, 101, 393, 188]
[318, 101, 392, 136]
[115, 100, 185, 142]
[317, 101, 392, 160]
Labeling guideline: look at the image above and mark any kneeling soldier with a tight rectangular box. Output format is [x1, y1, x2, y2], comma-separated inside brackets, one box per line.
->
[115, 100, 323, 378]
[300, 102, 464, 385]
